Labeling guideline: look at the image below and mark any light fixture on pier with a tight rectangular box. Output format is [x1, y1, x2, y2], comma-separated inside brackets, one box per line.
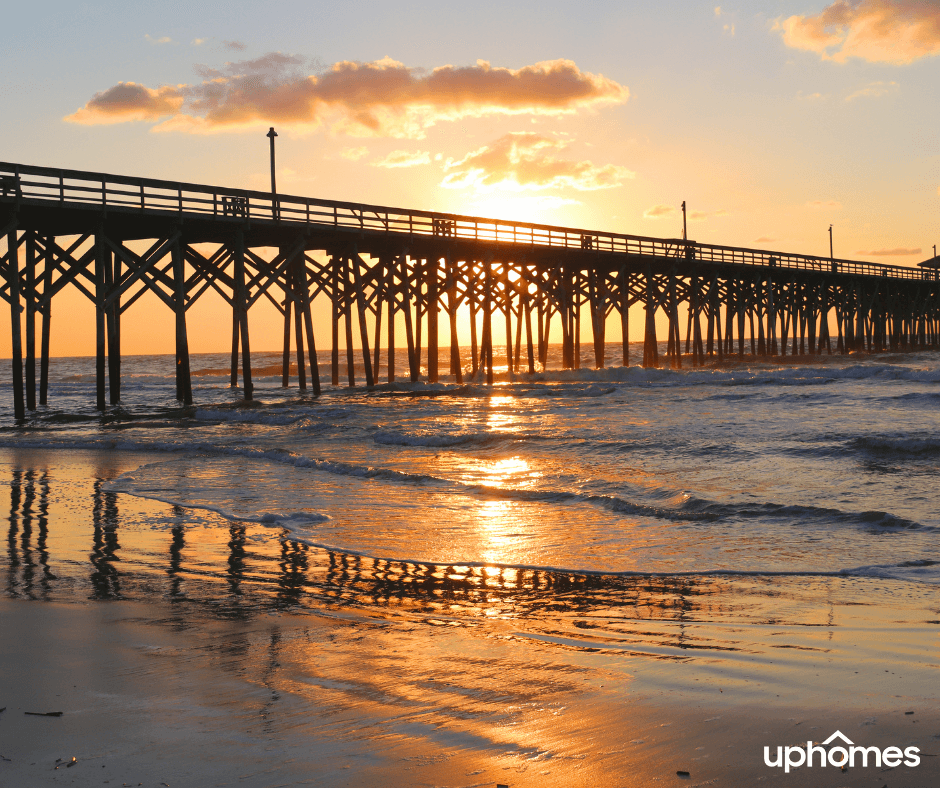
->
[267, 126, 278, 218]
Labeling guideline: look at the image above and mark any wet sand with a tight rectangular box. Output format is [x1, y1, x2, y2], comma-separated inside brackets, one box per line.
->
[1, 447, 938, 786]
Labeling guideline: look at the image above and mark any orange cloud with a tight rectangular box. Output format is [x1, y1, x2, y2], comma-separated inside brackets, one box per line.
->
[65, 55, 628, 138]
[65, 82, 185, 124]
[775, 1, 940, 65]
[643, 204, 676, 218]
[856, 247, 922, 256]
[807, 199, 843, 208]
[340, 146, 368, 161]
[440, 133, 633, 192]
[372, 150, 431, 168]
[846, 79, 899, 100]
[690, 209, 729, 221]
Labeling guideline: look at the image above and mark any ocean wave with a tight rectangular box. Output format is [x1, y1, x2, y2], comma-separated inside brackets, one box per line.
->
[2, 432, 930, 534]
[371, 429, 554, 449]
[105, 472, 331, 529]
[844, 559, 940, 584]
[679, 496, 928, 530]
[849, 435, 940, 458]
[199, 523, 940, 586]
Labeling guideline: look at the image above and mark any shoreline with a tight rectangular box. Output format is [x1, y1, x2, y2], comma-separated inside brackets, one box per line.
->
[2, 446, 939, 785]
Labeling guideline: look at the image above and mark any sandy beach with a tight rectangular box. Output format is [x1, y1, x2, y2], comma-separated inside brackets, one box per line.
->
[2, 446, 938, 787]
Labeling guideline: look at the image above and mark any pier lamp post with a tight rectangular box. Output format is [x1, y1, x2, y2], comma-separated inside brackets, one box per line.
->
[681, 200, 688, 241]
[267, 127, 278, 219]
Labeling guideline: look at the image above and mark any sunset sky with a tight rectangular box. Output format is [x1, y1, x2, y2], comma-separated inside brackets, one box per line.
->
[2, 0, 939, 357]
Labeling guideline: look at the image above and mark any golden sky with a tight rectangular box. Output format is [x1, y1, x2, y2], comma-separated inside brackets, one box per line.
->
[2, 0, 939, 356]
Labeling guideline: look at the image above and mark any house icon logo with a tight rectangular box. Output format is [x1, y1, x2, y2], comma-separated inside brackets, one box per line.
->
[764, 729, 920, 773]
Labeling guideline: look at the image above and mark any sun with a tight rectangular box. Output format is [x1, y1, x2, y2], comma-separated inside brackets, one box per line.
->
[461, 192, 581, 226]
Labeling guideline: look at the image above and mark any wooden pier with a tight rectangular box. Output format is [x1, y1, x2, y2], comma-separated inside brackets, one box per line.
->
[2, 161, 939, 418]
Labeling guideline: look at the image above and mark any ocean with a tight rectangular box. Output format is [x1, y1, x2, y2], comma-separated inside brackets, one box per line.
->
[2, 345, 939, 785]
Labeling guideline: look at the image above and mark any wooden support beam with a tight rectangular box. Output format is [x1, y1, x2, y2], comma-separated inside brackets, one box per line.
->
[590, 268, 605, 369]
[504, 269, 514, 381]
[537, 289, 546, 369]
[94, 233, 107, 411]
[230, 310, 239, 387]
[172, 237, 192, 405]
[105, 242, 121, 404]
[298, 258, 321, 396]
[343, 255, 356, 387]
[24, 232, 36, 410]
[427, 258, 439, 383]
[483, 261, 494, 384]
[281, 287, 293, 387]
[385, 257, 396, 383]
[524, 282, 535, 375]
[352, 253, 374, 386]
[643, 267, 659, 368]
[372, 259, 384, 382]
[668, 271, 681, 369]
[469, 263, 479, 376]
[233, 231, 253, 400]
[447, 255, 462, 383]
[560, 269, 573, 369]
[331, 255, 340, 386]
[620, 274, 630, 367]
[39, 235, 52, 406]
[573, 271, 581, 370]
[7, 229, 25, 420]
[415, 260, 424, 379]
[755, 279, 766, 357]
[402, 257, 419, 382]
[290, 254, 307, 391]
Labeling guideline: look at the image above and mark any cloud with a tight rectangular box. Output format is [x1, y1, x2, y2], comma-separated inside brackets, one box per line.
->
[192, 38, 206, 46]
[65, 55, 628, 138]
[373, 149, 431, 168]
[340, 146, 369, 161]
[644, 204, 676, 218]
[690, 209, 729, 221]
[724, 23, 736, 36]
[856, 247, 922, 256]
[224, 40, 248, 51]
[145, 34, 172, 45]
[807, 199, 843, 208]
[440, 132, 633, 192]
[715, 6, 723, 16]
[846, 79, 899, 100]
[755, 236, 775, 243]
[797, 90, 828, 100]
[775, 1, 940, 65]
[65, 82, 185, 124]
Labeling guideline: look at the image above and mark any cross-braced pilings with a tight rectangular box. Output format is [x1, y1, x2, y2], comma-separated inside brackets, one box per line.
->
[2, 162, 939, 419]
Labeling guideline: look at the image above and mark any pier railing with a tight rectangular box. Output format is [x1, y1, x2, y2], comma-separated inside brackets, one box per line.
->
[1, 161, 933, 281]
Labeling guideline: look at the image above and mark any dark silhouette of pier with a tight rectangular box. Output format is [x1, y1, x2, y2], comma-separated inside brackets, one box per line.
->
[3, 161, 939, 418]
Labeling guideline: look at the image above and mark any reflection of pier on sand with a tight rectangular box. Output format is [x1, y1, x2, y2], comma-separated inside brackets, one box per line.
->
[5, 448, 740, 657]
[2, 448, 939, 787]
